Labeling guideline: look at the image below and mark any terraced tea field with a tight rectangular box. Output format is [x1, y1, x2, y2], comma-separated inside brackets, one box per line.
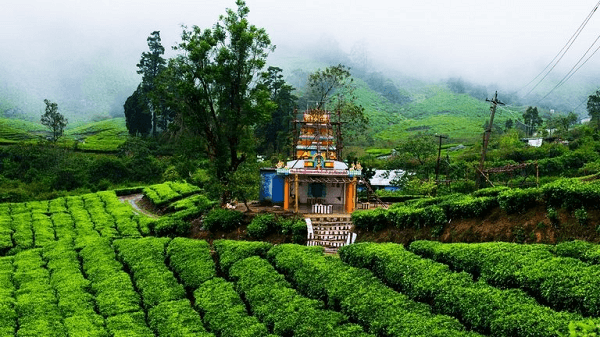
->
[0, 184, 599, 336]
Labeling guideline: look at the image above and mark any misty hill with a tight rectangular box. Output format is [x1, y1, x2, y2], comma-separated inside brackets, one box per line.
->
[0, 41, 594, 147]
[0, 49, 138, 123]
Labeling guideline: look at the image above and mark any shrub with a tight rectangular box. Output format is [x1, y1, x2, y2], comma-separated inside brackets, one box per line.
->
[547, 207, 560, 227]
[575, 207, 588, 227]
[166, 238, 216, 290]
[202, 208, 243, 232]
[498, 188, 540, 214]
[541, 178, 600, 210]
[153, 219, 189, 237]
[440, 195, 497, 218]
[213, 240, 273, 275]
[472, 186, 509, 198]
[352, 208, 389, 231]
[247, 214, 276, 239]
[291, 220, 307, 244]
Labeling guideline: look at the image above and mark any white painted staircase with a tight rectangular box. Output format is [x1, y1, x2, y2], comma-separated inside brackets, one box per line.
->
[305, 214, 356, 253]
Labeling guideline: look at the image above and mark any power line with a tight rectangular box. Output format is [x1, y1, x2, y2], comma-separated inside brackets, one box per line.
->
[517, 1, 600, 97]
[536, 39, 600, 104]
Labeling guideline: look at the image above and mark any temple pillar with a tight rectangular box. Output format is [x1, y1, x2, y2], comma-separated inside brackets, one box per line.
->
[284, 177, 289, 211]
[351, 177, 357, 212]
[294, 174, 299, 213]
[345, 182, 354, 213]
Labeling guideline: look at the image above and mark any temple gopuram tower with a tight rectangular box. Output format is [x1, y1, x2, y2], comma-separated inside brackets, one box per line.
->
[259, 108, 361, 252]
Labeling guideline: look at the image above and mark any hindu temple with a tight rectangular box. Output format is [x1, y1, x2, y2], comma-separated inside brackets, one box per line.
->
[260, 108, 362, 251]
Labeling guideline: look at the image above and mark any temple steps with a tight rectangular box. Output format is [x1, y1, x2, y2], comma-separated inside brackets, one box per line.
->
[305, 214, 356, 254]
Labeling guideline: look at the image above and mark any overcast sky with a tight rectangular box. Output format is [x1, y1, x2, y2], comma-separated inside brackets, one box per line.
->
[2, 0, 600, 109]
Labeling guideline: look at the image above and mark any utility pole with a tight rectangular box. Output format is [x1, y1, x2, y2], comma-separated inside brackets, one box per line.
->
[477, 91, 504, 187]
[434, 134, 448, 183]
[434, 134, 448, 197]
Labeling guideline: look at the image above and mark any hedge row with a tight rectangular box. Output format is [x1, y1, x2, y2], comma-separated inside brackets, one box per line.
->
[553, 240, 600, 265]
[229, 256, 373, 337]
[410, 240, 600, 317]
[143, 181, 201, 207]
[0, 256, 16, 336]
[0, 214, 13, 254]
[267, 244, 480, 337]
[78, 236, 152, 336]
[213, 239, 273, 275]
[151, 195, 217, 237]
[113, 237, 185, 309]
[97, 191, 144, 237]
[541, 178, 600, 210]
[497, 188, 541, 214]
[194, 277, 274, 337]
[83, 193, 120, 239]
[12, 249, 66, 336]
[42, 240, 108, 337]
[148, 299, 214, 337]
[339, 242, 588, 337]
[166, 238, 216, 290]
[353, 185, 553, 231]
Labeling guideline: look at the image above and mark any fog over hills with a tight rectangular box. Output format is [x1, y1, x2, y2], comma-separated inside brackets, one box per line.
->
[2, 0, 600, 121]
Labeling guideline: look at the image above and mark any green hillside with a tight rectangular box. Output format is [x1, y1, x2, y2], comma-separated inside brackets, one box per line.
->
[0, 117, 128, 151]
[65, 118, 128, 151]
[0, 118, 47, 143]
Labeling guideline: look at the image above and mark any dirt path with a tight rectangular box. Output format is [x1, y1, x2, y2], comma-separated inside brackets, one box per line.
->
[118, 193, 159, 219]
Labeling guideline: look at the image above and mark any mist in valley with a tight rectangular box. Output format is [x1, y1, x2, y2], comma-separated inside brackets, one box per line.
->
[2, 0, 600, 122]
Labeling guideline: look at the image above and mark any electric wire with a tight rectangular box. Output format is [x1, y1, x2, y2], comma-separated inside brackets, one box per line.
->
[517, 1, 600, 97]
[535, 39, 600, 104]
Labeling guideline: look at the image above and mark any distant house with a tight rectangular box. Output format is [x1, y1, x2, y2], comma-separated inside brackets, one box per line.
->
[359, 169, 405, 192]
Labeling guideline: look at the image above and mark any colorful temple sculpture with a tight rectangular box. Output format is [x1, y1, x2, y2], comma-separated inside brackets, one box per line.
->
[259, 108, 361, 252]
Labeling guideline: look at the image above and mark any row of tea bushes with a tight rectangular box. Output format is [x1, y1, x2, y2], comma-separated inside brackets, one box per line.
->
[142, 181, 201, 207]
[162, 238, 273, 337]
[113, 237, 212, 336]
[353, 178, 600, 231]
[339, 242, 589, 337]
[266, 244, 480, 337]
[553, 240, 600, 264]
[410, 240, 600, 317]
[229, 256, 373, 336]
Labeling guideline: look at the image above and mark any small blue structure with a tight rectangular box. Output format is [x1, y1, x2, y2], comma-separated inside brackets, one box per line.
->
[259, 168, 285, 204]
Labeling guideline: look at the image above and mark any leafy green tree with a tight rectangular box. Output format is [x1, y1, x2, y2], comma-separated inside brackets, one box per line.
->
[137, 31, 167, 136]
[123, 85, 151, 136]
[547, 112, 578, 135]
[255, 66, 297, 157]
[159, 0, 275, 203]
[587, 90, 600, 130]
[522, 106, 543, 136]
[41, 99, 68, 142]
[388, 133, 437, 178]
[505, 118, 513, 130]
[302, 64, 367, 153]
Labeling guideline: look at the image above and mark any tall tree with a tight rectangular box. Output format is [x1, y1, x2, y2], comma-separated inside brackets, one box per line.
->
[41, 99, 67, 142]
[255, 66, 297, 157]
[123, 85, 151, 136]
[522, 106, 543, 136]
[587, 90, 600, 130]
[160, 0, 275, 203]
[304, 64, 367, 153]
[136, 31, 166, 136]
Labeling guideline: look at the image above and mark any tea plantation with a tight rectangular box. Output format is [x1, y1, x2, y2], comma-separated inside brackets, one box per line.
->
[0, 182, 599, 336]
